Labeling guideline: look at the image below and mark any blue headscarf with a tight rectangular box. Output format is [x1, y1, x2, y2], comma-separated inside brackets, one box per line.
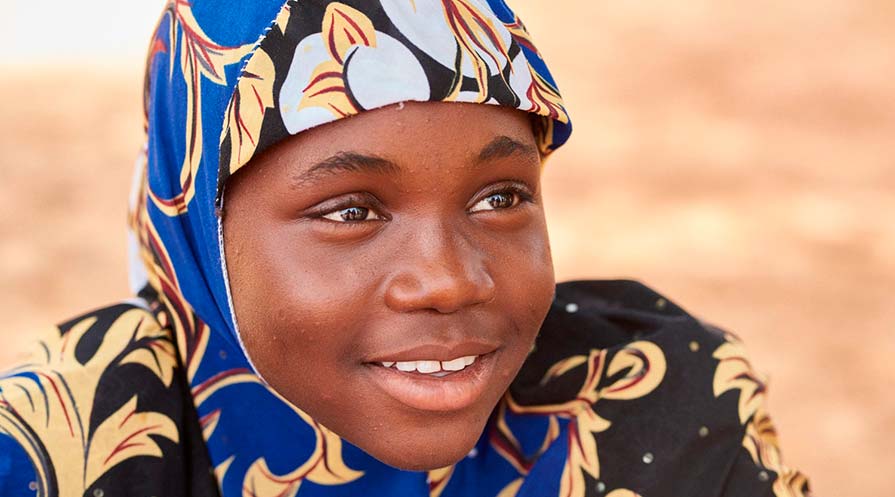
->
[130, 0, 572, 494]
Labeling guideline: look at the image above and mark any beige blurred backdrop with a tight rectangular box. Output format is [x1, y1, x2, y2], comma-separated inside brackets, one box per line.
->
[1, 1, 893, 494]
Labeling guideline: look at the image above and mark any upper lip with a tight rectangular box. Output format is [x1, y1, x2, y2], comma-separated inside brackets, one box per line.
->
[365, 340, 500, 363]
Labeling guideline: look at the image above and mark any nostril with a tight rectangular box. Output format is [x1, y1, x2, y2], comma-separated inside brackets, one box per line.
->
[384, 267, 495, 314]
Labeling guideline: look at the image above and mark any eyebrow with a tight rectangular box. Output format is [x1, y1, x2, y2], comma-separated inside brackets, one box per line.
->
[291, 152, 400, 189]
[476, 135, 539, 163]
[291, 135, 538, 189]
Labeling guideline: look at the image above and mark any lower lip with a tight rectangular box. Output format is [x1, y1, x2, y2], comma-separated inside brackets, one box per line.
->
[365, 353, 496, 412]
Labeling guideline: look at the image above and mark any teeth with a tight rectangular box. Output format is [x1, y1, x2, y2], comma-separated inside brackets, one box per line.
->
[416, 360, 441, 374]
[384, 355, 480, 374]
[396, 361, 416, 372]
[441, 357, 466, 371]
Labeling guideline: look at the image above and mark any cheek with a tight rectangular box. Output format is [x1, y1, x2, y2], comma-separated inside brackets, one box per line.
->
[507, 214, 554, 290]
[227, 225, 378, 384]
[490, 216, 555, 338]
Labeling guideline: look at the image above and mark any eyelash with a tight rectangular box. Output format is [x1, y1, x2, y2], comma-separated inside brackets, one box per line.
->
[469, 184, 535, 214]
[312, 183, 535, 225]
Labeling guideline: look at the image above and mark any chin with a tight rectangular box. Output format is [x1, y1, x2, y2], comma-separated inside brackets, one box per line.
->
[369, 434, 480, 471]
[342, 410, 490, 471]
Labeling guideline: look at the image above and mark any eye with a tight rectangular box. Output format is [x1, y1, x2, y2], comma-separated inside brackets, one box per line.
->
[321, 206, 384, 223]
[469, 186, 531, 213]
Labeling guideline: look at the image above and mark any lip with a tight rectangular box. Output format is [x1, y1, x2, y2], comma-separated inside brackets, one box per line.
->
[365, 350, 498, 412]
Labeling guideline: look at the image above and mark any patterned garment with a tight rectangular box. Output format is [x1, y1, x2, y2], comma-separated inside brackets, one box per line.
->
[0, 1, 810, 496]
[0, 283, 810, 496]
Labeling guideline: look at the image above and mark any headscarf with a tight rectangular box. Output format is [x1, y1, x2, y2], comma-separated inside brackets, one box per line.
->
[129, 0, 571, 495]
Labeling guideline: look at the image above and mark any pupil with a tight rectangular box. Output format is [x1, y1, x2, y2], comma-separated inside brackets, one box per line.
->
[340, 207, 368, 221]
[488, 193, 513, 209]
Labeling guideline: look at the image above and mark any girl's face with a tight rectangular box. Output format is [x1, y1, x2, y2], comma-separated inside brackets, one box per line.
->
[224, 101, 555, 470]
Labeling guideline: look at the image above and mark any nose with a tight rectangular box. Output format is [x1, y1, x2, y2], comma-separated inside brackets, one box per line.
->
[384, 226, 496, 314]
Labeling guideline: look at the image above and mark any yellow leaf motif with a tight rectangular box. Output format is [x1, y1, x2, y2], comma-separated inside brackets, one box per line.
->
[439, 0, 512, 102]
[323, 2, 377, 63]
[558, 407, 605, 496]
[602, 341, 666, 401]
[298, 59, 358, 118]
[221, 48, 276, 178]
[120, 332, 178, 388]
[215, 456, 236, 487]
[503, 342, 666, 497]
[606, 491, 642, 497]
[305, 423, 365, 485]
[201, 408, 222, 441]
[539, 355, 588, 386]
[715, 336, 811, 496]
[502, 14, 538, 56]
[496, 478, 524, 497]
[275, 2, 291, 34]
[190, 373, 362, 496]
[243, 460, 302, 497]
[0, 307, 180, 497]
[427, 465, 454, 497]
[147, 1, 253, 216]
[241, 424, 364, 497]
[526, 70, 569, 124]
[774, 472, 812, 497]
[84, 396, 179, 486]
[743, 409, 812, 497]
[292, 3, 378, 121]
[712, 337, 767, 424]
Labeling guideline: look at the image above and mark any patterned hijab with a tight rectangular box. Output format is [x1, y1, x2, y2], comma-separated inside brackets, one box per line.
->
[130, 0, 571, 495]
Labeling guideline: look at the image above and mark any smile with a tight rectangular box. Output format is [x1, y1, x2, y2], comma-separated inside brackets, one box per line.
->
[380, 355, 478, 377]
[365, 351, 497, 412]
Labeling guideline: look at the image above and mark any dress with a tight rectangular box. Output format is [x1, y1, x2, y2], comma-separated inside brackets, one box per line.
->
[0, 280, 810, 496]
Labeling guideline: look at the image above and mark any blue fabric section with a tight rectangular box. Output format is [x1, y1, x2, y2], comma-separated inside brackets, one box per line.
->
[0, 434, 38, 497]
[485, 0, 516, 23]
[508, 412, 551, 459]
[191, 0, 288, 47]
[145, 0, 289, 345]
[518, 423, 566, 497]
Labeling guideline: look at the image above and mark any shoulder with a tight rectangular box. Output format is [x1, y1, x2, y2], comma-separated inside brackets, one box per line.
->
[500, 280, 811, 497]
[0, 301, 200, 496]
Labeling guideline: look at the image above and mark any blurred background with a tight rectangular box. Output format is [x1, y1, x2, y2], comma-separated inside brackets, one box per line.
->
[1, 0, 892, 494]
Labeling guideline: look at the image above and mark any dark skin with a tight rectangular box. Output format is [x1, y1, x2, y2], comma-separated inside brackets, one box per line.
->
[223, 101, 555, 471]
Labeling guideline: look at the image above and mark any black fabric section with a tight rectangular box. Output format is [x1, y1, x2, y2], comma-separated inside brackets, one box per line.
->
[716, 448, 777, 497]
[511, 280, 767, 496]
[342, 47, 365, 111]
[591, 319, 741, 496]
[59, 303, 140, 366]
[56, 304, 218, 497]
[512, 280, 691, 407]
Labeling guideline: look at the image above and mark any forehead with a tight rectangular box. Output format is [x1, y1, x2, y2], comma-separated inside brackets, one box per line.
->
[225, 101, 542, 199]
[267, 101, 537, 166]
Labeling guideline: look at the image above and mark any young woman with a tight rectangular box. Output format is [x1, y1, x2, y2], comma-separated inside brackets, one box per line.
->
[0, 1, 810, 496]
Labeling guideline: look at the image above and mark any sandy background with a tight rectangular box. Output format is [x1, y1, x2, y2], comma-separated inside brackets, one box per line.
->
[1, 1, 893, 494]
